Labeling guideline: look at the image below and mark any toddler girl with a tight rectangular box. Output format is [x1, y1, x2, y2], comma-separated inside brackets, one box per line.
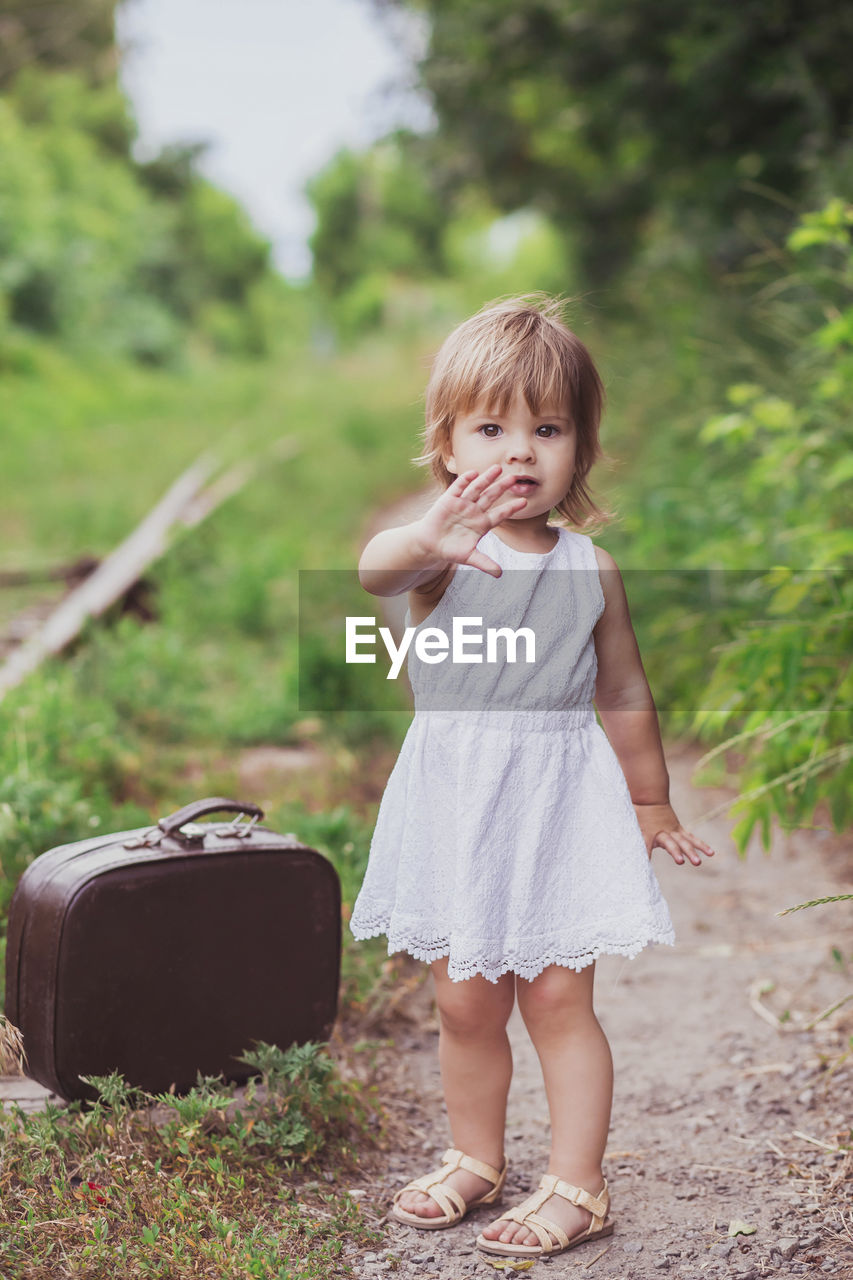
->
[349, 296, 714, 1259]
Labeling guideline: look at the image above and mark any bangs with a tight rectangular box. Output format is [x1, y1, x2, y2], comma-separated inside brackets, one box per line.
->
[427, 302, 588, 426]
[454, 331, 575, 419]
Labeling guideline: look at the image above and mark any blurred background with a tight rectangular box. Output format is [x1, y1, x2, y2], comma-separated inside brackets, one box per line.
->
[1, 0, 851, 1002]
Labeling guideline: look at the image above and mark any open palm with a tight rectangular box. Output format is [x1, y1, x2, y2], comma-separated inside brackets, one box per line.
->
[419, 466, 528, 576]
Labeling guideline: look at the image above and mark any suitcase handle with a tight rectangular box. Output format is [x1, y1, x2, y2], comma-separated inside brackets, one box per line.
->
[158, 797, 265, 839]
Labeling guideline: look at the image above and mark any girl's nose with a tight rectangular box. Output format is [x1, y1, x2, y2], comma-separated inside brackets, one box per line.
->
[504, 434, 534, 463]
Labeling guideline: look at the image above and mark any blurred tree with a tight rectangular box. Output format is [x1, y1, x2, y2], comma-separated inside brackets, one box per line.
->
[0, 0, 119, 89]
[136, 142, 209, 199]
[307, 130, 447, 298]
[8, 62, 136, 155]
[143, 175, 271, 319]
[375, 0, 853, 284]
[0, 71, 274, 363]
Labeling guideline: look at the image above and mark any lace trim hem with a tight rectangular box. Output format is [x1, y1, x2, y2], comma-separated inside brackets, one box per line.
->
[349, 916, 675, 984]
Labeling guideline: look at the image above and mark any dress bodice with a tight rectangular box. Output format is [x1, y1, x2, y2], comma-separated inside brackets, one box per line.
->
[405, 527, 605, 715]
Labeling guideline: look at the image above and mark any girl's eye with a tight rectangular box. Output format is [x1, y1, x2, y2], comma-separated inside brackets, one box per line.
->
[479, 423, 501, 437]
[537, 424, 558, 437]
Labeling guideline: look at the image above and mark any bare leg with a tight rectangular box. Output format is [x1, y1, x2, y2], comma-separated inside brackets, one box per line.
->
[479, 962, 613, 1246]
[395, 957, 516, 1218]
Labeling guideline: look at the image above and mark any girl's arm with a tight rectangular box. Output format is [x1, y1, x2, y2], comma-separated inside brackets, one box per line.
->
[358, 520, 451, 598]
[592, 546, 714, 867]
[358, 465, 526, 597]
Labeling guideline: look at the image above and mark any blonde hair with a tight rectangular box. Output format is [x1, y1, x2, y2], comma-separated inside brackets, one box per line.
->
[419, 295, 614, 531]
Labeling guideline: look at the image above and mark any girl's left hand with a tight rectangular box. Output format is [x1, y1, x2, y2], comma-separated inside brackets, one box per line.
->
[633, 803, 715, 865]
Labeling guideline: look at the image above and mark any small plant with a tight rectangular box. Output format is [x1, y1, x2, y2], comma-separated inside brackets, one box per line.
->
[0, 1040, 389, 1279]
[777, 894, 853, 1075]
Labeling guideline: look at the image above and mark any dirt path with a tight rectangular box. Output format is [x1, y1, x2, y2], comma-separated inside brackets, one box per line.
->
[342, 744, 853, 1280]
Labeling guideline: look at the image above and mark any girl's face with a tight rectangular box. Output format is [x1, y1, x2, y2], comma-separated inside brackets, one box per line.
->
[445, 389, 576, 522]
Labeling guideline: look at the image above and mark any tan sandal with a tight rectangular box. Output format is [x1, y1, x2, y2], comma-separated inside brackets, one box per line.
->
[390, 1147, 508, 1229]
[475, 1174, 614, 1257]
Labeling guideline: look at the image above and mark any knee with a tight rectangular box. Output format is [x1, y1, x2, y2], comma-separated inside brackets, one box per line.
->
[435, 975, 515, 1038]
[516, 965, 594, 1030]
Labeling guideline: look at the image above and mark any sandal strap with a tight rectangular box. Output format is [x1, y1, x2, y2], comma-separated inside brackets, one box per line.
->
[392, 1176, 466, 1222]
[493, 1176, 609, 1253]
[491, 1194, 570, 1252]
[527, 1212, 571, 1252]
[538, 1174, 609, 1227]
[441, 1147, 505, 1186]
[391, 1148, 506, 1224]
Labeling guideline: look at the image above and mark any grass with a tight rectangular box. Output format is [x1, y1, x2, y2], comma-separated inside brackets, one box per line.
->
[0, 1041, 392, 1279]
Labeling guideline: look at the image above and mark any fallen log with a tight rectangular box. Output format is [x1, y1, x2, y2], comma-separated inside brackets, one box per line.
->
[0, 440, 296, 700]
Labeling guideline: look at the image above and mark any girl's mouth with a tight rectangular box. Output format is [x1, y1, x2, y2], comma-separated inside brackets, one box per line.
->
[509, 477, 539, 495]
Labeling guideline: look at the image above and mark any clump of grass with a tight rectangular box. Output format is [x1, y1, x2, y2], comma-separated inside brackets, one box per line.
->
[0, 1040, 389, 1279]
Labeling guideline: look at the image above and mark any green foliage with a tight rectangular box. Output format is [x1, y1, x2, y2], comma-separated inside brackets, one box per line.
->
[278, 806, 372, 909]
[0, 0, 119, 90]
[306, 131, 449, 336]
[0, 78, 174, 358]
[10, 62, 136, 155]
[378, 0, 853, 284]
[0, 68, 275, 364]
[441, 196, 576, 307]
[0, 672, 153, 919]
[308, 131, 446, 296]
[0, 1041, 387, 1278]
[159, 177, 271, 316]
[692, 579, 851, 852]
[680, 200, 853, 851]
[308, 150, 578, 338]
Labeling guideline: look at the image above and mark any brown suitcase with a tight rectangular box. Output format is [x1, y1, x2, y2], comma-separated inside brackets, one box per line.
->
[4, 797, 341, 1103]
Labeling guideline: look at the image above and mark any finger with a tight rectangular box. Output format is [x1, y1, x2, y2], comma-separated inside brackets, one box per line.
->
[459, 465, 504, 502]
[693, 836, 715, 857]
[447, 469, 480, 495]
[670, 831, 702, 866]
[478, 470, 526, 507]
[679, 829, 715, 863]
[489, 497, 528, 524]
[653, 833, 685, 865]
[465, 548, 503, 577]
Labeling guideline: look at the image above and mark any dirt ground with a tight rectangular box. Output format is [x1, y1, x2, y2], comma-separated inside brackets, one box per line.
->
[338, 744, 853, 1280]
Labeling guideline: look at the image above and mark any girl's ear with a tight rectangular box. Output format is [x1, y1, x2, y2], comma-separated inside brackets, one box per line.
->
[441, 431, 457, 477]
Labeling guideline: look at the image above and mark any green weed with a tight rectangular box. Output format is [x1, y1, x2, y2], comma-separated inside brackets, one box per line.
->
[0, 1041, 389, 1280]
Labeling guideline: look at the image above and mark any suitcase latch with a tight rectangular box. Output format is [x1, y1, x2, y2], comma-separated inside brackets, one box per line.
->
[211, 813, 260, 839]
[123, 823, 207, 849]
[175, 822, 208, 845]
[123, 826, 163, 850]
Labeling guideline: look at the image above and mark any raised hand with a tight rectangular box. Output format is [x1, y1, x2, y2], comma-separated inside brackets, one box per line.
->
[415, 466, 528, 577]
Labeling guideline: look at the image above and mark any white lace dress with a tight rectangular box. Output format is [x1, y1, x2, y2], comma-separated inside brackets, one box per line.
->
[349, 526, 675, 983]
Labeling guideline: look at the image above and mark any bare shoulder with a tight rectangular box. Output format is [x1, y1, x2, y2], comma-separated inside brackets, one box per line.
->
[591, 543, 623, 597]
[591, 543, 619, 574]
[590, 543, 630, 628]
